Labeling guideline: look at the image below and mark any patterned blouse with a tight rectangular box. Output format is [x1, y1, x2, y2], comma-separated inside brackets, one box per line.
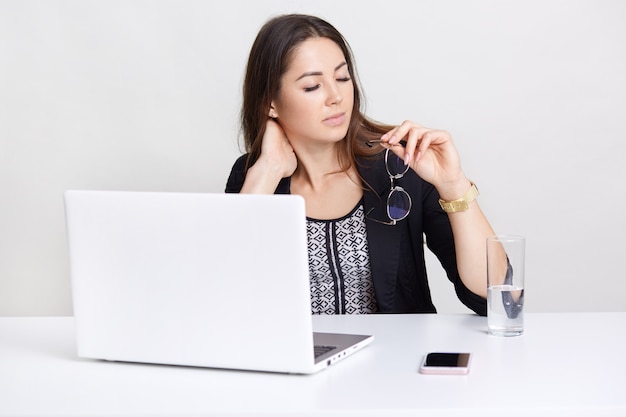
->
[306, 202, 377, 314]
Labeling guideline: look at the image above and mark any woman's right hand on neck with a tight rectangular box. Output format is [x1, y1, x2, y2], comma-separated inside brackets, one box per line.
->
[240, 119, 297, 194]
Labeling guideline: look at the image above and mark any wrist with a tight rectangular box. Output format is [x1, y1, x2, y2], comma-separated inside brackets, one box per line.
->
[254, 155, 289, 179]
[241, 159, 285, 194]
[436, 177, 471, 201]
[438, 180, 479, 213]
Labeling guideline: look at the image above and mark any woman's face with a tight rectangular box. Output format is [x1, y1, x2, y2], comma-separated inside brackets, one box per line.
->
[271, 37, 354, 147]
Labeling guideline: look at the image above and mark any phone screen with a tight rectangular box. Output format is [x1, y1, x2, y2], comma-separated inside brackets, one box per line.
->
[420, 352, 471, 374]
[424, 352, 470, 367]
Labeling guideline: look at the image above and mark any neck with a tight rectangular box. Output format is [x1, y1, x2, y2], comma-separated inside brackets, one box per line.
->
[291, 142, 346, 188]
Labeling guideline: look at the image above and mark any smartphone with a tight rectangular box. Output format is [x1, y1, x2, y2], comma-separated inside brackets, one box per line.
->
[419, 352, 472, 375]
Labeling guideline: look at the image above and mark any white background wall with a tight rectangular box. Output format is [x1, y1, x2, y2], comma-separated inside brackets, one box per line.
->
[1, 0, 625, 316]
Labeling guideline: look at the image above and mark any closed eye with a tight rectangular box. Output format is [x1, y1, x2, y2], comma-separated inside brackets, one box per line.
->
[304, 78, 350, 92]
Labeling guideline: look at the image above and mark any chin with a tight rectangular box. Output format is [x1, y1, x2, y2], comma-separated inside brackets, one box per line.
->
[331, 124, 350, 139]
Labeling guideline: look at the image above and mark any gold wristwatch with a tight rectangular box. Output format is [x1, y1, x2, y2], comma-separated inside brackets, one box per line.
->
[438, 182, 479, 213]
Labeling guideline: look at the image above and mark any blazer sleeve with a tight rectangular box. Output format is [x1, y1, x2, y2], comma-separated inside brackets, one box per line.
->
[421, 182, 487, 316]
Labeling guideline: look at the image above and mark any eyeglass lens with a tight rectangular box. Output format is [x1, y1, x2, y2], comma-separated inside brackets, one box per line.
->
[388, 187, 411, 220]
[385, 149, 410, 178]
[385, 149, 412, 221]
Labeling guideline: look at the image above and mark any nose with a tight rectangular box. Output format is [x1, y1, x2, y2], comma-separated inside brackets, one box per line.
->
[326, 82, 343, 106]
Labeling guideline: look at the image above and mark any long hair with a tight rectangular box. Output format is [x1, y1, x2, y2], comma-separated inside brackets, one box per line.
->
[241, 14, 391, 172]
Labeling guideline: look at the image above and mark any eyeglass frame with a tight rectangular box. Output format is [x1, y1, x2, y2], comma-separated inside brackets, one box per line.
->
[365, 145, 413, 226]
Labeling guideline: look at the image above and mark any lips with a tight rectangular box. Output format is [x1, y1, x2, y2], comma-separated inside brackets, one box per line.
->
[323, 112, 346, 127]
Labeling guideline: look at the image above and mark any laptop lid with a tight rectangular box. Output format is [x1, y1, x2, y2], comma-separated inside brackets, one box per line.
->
[64, 190, 372, 374]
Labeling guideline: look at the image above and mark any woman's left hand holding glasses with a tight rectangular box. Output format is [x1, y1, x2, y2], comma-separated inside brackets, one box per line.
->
[379, 120, 472, 201]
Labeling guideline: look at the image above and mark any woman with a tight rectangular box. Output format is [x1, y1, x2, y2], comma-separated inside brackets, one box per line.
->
[226, 14, 496, 315]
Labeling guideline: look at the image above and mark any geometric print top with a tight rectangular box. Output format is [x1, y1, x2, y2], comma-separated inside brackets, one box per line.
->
[306, 201, 378, 314]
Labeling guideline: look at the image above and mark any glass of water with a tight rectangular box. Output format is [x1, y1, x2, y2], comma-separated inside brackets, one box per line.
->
[487, 235, 525, 336]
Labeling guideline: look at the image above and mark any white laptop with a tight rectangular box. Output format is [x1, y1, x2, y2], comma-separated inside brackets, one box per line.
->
[64, 190, 373, 374]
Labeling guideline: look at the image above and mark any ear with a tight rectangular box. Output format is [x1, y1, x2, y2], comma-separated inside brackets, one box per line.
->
[268, 103, 278, 119]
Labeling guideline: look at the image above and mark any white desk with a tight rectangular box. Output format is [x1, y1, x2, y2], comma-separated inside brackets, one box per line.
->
[1, 313, 625, 416]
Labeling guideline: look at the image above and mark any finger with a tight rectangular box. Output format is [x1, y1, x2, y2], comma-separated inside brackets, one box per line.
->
[380, 121, 414, 145]
[387, 132, 420, 166]
[380, 126, 400, 146]
[401, 127, 423, 166]
[386, 121, 419, 145]
[417, 129, 450, 157]
[398, 126, 432, 165]
[389, 127, 424, 165]
[382, 124, 408, 157]
[413, 130, 453, 167]
[415, 131, 435, 163]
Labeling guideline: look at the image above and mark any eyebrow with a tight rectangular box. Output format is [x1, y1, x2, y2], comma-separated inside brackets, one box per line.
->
[295, 62, 348, 81]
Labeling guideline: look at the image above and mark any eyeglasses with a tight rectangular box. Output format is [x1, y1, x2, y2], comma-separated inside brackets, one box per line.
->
[367, 148, 412, 226]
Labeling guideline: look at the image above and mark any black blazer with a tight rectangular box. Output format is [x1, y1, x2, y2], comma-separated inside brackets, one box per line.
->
[225, 152, 487, 316]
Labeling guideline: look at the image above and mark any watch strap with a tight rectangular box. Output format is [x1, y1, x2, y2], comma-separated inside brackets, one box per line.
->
[438, 182, 479, 213]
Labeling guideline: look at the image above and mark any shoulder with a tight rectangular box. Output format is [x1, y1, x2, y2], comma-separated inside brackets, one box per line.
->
[225, 154, 250, 193]
[224, 154, 291, 194]
[231, 154, 249, 171]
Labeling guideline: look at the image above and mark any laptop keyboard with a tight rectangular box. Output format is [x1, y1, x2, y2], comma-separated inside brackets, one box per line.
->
[314, 345, 337, 358]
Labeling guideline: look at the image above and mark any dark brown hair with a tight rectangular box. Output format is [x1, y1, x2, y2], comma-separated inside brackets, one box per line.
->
[241, 14, 391, 172]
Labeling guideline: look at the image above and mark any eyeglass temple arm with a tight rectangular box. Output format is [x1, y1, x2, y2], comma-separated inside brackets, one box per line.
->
[366, 140, 407, 148]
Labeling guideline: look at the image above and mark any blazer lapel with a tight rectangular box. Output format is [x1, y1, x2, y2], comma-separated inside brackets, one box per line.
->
[357, 155, 402, 311]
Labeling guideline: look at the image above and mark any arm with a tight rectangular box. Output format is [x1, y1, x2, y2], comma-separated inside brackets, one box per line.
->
[240, 119, 297, 194]
[421, 182, 488, 315]
[439, 181, 493, 299]
[380, 121, 495, 299]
